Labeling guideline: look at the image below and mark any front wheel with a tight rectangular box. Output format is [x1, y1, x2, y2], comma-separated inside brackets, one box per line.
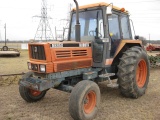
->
[118, 46, 150, 98]
[19, 71, 47, 102]
[69, 80, 100, 120]
[19, 85, 47, 102]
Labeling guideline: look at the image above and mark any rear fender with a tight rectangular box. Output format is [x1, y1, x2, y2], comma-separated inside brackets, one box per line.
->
[109, 40, 142, 73]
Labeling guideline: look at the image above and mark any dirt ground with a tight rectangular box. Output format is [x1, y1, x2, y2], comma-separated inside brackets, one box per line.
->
[0, 50, 160, 120]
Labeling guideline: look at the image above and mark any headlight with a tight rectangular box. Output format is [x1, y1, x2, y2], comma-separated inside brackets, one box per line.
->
[39, 64, 46, 72]
[27, 62, 31, 70]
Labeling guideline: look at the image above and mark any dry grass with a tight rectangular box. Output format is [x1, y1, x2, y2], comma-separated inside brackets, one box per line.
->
[147, 51, 160, 56]
[0, 50, 160, 120]
[0, 50, 28, 75]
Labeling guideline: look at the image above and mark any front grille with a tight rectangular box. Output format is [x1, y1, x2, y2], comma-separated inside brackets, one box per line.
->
[30, 45, 46, 60]
[56, 50, 87, 58]
[56, 50, 71, 58]
[72, 50, 87, 57]
[56, 60, 91, 72]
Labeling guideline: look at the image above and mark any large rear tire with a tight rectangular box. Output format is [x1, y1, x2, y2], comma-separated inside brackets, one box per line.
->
[69, 80, 100, 120]
[19, 71, 47, 102]
[118, 46, 149, 98]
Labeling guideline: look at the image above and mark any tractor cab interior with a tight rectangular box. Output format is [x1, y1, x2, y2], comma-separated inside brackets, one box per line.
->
[70, 9, 104, 42]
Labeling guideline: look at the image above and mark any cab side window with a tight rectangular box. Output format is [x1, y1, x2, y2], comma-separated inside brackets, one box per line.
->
[108, 14, 121, 57]
[120, 15, 130, 39]
[108, 14, 120, 39]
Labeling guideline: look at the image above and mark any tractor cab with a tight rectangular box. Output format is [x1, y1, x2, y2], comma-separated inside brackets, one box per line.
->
[69, 3, 135, 68]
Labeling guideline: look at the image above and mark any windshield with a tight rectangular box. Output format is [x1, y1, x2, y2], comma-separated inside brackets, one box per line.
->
[70, 10, 104, 42]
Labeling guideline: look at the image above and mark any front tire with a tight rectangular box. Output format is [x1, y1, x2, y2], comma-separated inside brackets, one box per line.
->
[19, 71, 47, 102]
[69, 80, 100, 120]
[19, 85, 47, 102]
[118, 46, 149, 98]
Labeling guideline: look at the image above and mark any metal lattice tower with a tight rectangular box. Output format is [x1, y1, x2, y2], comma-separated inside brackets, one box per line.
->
[55, 3, 72, 40]
[34, 0, 54, 41]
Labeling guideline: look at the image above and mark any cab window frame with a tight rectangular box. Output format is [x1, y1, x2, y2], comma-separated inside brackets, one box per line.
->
[68, 8, 105, 41]
[119, 13, 132, 39]
[107, 12, 121, 40]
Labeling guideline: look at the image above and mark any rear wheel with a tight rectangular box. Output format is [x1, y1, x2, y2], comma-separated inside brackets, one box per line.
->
[19, 71, 47, 102]
[118, 46, 149, 98]
[69, 80, 100, 120]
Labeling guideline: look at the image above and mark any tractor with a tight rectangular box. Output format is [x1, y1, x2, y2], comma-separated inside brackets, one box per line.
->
[19, 1, 150, 120]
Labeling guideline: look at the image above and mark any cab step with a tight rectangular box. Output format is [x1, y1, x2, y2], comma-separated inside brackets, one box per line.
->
[107, 82, 119, 88]
[99, 71, 118, 88]
[99, 73, 115, 78]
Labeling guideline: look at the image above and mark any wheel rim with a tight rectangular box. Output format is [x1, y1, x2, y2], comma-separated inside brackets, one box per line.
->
[136, 59, 147, 88]
[30, 89, 41, 96]
[83, 91, 96, 114]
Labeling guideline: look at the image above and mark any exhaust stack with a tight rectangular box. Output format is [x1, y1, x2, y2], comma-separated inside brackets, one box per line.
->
[73, 0, 80, 42]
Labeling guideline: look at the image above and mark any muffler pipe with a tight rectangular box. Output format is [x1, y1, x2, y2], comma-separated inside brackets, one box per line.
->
[73, 0, 81, 42]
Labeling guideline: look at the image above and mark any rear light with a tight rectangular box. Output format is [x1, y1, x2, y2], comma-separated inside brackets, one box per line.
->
[27, 62, 31, 70]
[39, 64, 46, 72]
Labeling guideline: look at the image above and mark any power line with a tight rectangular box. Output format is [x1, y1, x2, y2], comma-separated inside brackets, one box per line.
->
[131, 17, 160, 19]
[129, 9, 160, 11]
[116, 0, 160, 3]
[0, 6, 40, 10]
[34, 0, 54, 41]
[132, 12, 160, 14]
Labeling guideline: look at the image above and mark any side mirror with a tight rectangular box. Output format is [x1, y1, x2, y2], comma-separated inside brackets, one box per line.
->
[134, 35, 139, 40]
[106, 5, 112, 15]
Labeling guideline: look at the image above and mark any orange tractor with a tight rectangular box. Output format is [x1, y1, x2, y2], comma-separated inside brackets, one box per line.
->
[19, 1, 150, 120]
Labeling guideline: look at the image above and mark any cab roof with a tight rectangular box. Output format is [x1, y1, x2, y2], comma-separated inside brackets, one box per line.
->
[72, 2, 128, 13]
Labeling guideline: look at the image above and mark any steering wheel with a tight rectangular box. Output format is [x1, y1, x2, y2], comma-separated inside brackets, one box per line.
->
[89, 30, 102, 38]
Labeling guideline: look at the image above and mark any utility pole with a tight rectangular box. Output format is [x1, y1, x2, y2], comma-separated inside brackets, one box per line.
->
[34, 0, 54, 41]
[4, 23, 6, 46]
[149, 34, 150, 45]
[0, 20, 2, 41]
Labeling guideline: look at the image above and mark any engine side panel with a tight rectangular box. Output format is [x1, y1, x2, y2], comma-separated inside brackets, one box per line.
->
[51, 47, 92, 72]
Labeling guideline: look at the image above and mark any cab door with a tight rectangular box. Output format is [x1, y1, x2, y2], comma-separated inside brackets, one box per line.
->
[108, 13, 121, 57]
[107, 12, 132, 57]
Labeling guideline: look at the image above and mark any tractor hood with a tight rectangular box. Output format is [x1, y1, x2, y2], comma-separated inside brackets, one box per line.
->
[27, 41, 92, 73]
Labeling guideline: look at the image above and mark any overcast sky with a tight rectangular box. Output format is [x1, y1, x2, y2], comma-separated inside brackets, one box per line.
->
[0, 0, 160, 41]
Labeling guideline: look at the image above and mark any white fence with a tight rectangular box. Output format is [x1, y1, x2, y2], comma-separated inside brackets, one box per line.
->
[21, 44, 28, 50]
